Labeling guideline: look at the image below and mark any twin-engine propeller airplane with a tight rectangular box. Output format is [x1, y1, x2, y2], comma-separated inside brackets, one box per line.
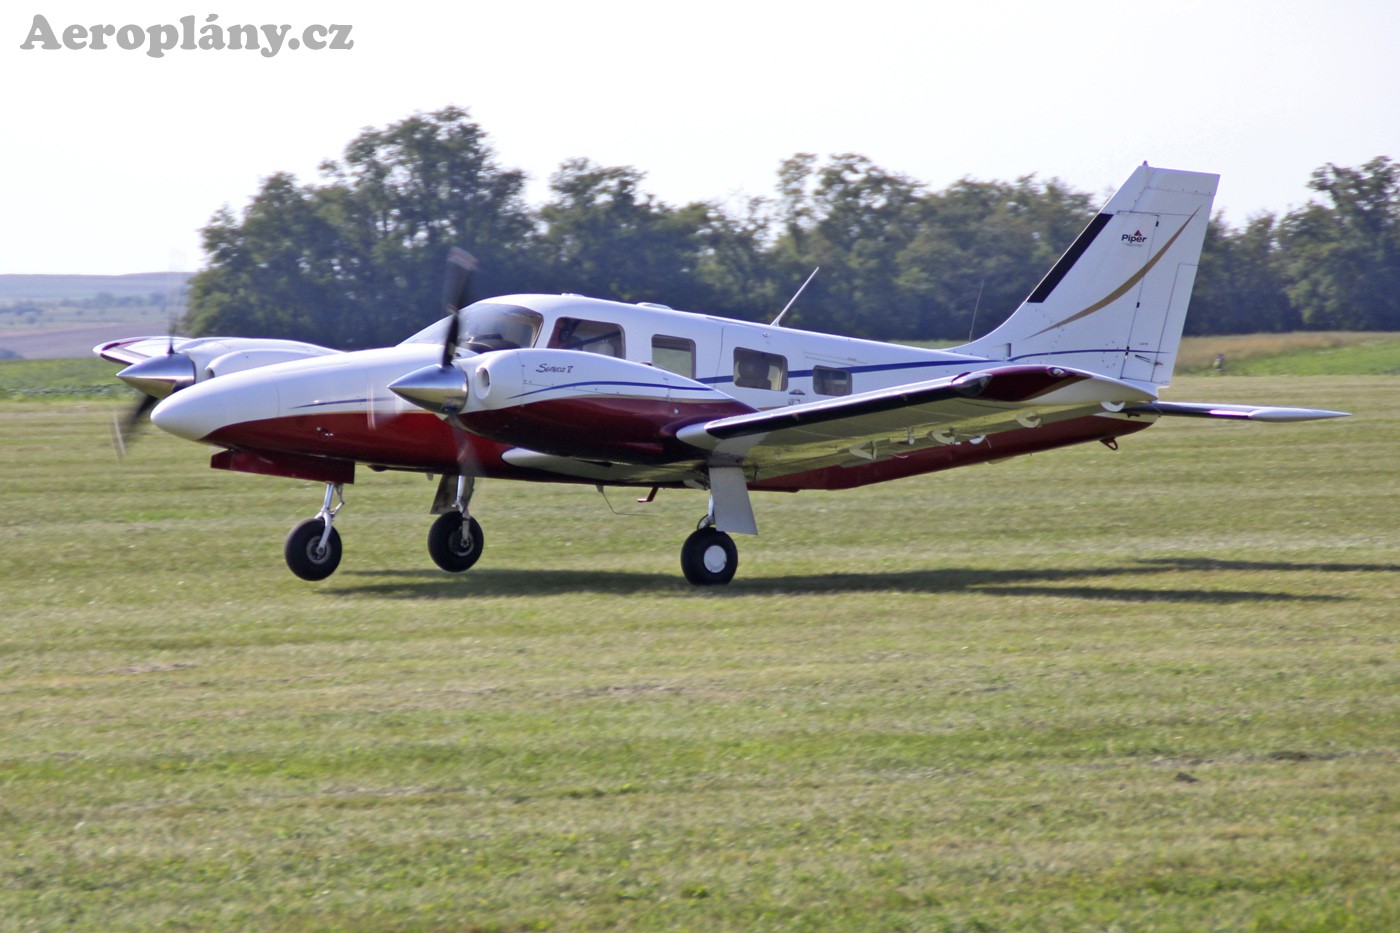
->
[99, 164, 1346, 585]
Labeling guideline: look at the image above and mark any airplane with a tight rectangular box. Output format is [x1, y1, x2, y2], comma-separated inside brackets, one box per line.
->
[97, 163, 1347, 585]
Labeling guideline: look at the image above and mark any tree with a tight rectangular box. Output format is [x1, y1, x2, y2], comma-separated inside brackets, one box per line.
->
[690, 195, 784, 322]
[1187, 213, 1298, 335]
[769, 154, 928, 337]
[896, 175, 1097, 341]
[186, 107, 536, 348]
[187, 103, 1400, 346]
[535, 159, 714, 308]
[319, 105, 536, 336]
[1277, 157, 1400, 330]
[187, 173, 351, 344]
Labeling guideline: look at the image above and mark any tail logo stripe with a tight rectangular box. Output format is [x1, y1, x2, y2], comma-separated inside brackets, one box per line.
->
[1026, 207, 1200, 339]
[1026, 213, 1112, 304]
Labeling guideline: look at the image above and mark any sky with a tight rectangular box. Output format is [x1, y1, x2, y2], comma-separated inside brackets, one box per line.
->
[3, 0, 1397, 275]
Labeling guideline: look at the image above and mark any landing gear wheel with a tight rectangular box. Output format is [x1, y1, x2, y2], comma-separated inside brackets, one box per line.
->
[681, 528, 738, 586]
[428, 512, 484, 573]
[285, 518, 342, 581]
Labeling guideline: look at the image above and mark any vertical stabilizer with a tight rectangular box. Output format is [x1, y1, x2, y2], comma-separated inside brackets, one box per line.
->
[956, 164, 1218, 387]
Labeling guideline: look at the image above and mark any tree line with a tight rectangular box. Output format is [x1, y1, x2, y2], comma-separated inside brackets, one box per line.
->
[186, 107, 1400, 348]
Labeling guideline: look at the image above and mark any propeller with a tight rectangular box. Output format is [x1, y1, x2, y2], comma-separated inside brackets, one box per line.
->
[377, 248, 479, 426]
[111, 279, 195, 456]
[112, 340, 198, 456]
[440, 247, 478, 368]
[111, 393, 158, 458]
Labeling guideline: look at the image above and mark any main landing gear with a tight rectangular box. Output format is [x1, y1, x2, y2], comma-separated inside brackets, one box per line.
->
[427, 512, 484, 572]
[427, 474, 483, 573]
[284, 483, 345, 581]
[282, 477, 487, 582]
[679, 465, 752, 586]
[681, 521, 739, 586]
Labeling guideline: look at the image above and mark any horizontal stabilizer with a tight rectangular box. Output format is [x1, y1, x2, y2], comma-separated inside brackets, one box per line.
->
[1126, 401, 1349, 422]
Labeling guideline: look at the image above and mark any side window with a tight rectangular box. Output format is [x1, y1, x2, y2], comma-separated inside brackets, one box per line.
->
[813, 366, 853, 396]
[651, 335, 695, 378]
[548, 317, 625, 357]
[733, 347, 788, 391]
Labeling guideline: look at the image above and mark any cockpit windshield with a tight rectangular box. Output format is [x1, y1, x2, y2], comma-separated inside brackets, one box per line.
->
[399, 302, 544, 353]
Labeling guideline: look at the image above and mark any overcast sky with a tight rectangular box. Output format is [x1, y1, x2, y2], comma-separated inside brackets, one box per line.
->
[3, 0, 1396, 275]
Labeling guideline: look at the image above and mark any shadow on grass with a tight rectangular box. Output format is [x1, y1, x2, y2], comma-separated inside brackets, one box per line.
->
[1141, 557, 1400, 575]
[329, 558, 1357, 603]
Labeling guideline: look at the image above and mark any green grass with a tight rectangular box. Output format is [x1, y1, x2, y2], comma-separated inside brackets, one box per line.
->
[1225, 338, 1400, 376]
[0, 369, 1397, 930]
[1176, 331, 1400, 375]
[0, 357, 126, 400]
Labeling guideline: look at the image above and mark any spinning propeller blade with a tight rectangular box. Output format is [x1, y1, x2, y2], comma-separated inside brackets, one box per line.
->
[439, 248, 477, 368]
[111, 393, 160, 458]
[111, 279, 195, 457]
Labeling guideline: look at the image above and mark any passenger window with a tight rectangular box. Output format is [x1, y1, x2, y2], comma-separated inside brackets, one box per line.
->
[733, 347, 788, 391]
[548, 318, 625, 357]
[651, 335, 696, 378]
[813, 366, 853, 396]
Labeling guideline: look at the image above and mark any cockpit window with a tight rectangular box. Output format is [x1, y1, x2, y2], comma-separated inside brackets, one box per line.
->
[548, 317, 625, 357]
[459, 303, 543, 352]
[399, 302, 543, 353]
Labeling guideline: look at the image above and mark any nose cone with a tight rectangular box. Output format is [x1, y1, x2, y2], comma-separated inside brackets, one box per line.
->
[389, 364, 468, 414]
[151, 371, 280, 443]
[117, 353, 197, 399]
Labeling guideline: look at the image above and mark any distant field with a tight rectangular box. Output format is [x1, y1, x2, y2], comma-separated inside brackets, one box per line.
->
[0, 273, 188, 359]
[1176, 331, 1400, 375]
[0, 272, 191, 303]
[0, 372, 1394, 930]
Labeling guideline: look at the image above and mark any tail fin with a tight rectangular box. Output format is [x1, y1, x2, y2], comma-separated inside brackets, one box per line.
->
[956, 164, 1218, 388]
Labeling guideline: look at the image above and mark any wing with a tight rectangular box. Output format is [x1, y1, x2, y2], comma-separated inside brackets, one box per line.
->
[95, 336, 186, 366]
[1124, 401, 1349, 422]
[676, 365, 1156, 478]
[95, 336, 339, 367]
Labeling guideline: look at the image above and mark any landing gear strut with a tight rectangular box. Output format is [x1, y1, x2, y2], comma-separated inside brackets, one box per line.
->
[427, 474, 484, 573]
[285, 483, 344, 581]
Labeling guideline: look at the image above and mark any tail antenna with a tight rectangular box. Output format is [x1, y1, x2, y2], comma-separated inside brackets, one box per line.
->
[770, 267, 819, 327]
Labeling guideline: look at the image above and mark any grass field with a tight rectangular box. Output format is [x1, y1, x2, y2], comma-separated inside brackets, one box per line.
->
[1176, 332, 1400, 375]
[1, 359, 1397, 929]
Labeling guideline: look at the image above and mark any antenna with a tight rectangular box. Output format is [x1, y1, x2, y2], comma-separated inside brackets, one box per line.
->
[967, 278, 985, 342]
[770, 267, 819, 327]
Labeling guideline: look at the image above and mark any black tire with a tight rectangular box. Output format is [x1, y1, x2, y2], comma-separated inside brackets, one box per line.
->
[285, 518, 342, 581]
[428, 512, 484, 573]
[681, 528, 738, 586]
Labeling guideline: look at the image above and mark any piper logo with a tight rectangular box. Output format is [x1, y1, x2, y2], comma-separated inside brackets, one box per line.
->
[1121, 230, 1148, 245]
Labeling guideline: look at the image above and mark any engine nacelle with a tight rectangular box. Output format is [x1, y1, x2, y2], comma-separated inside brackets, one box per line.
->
[451, 349, 752, 462]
